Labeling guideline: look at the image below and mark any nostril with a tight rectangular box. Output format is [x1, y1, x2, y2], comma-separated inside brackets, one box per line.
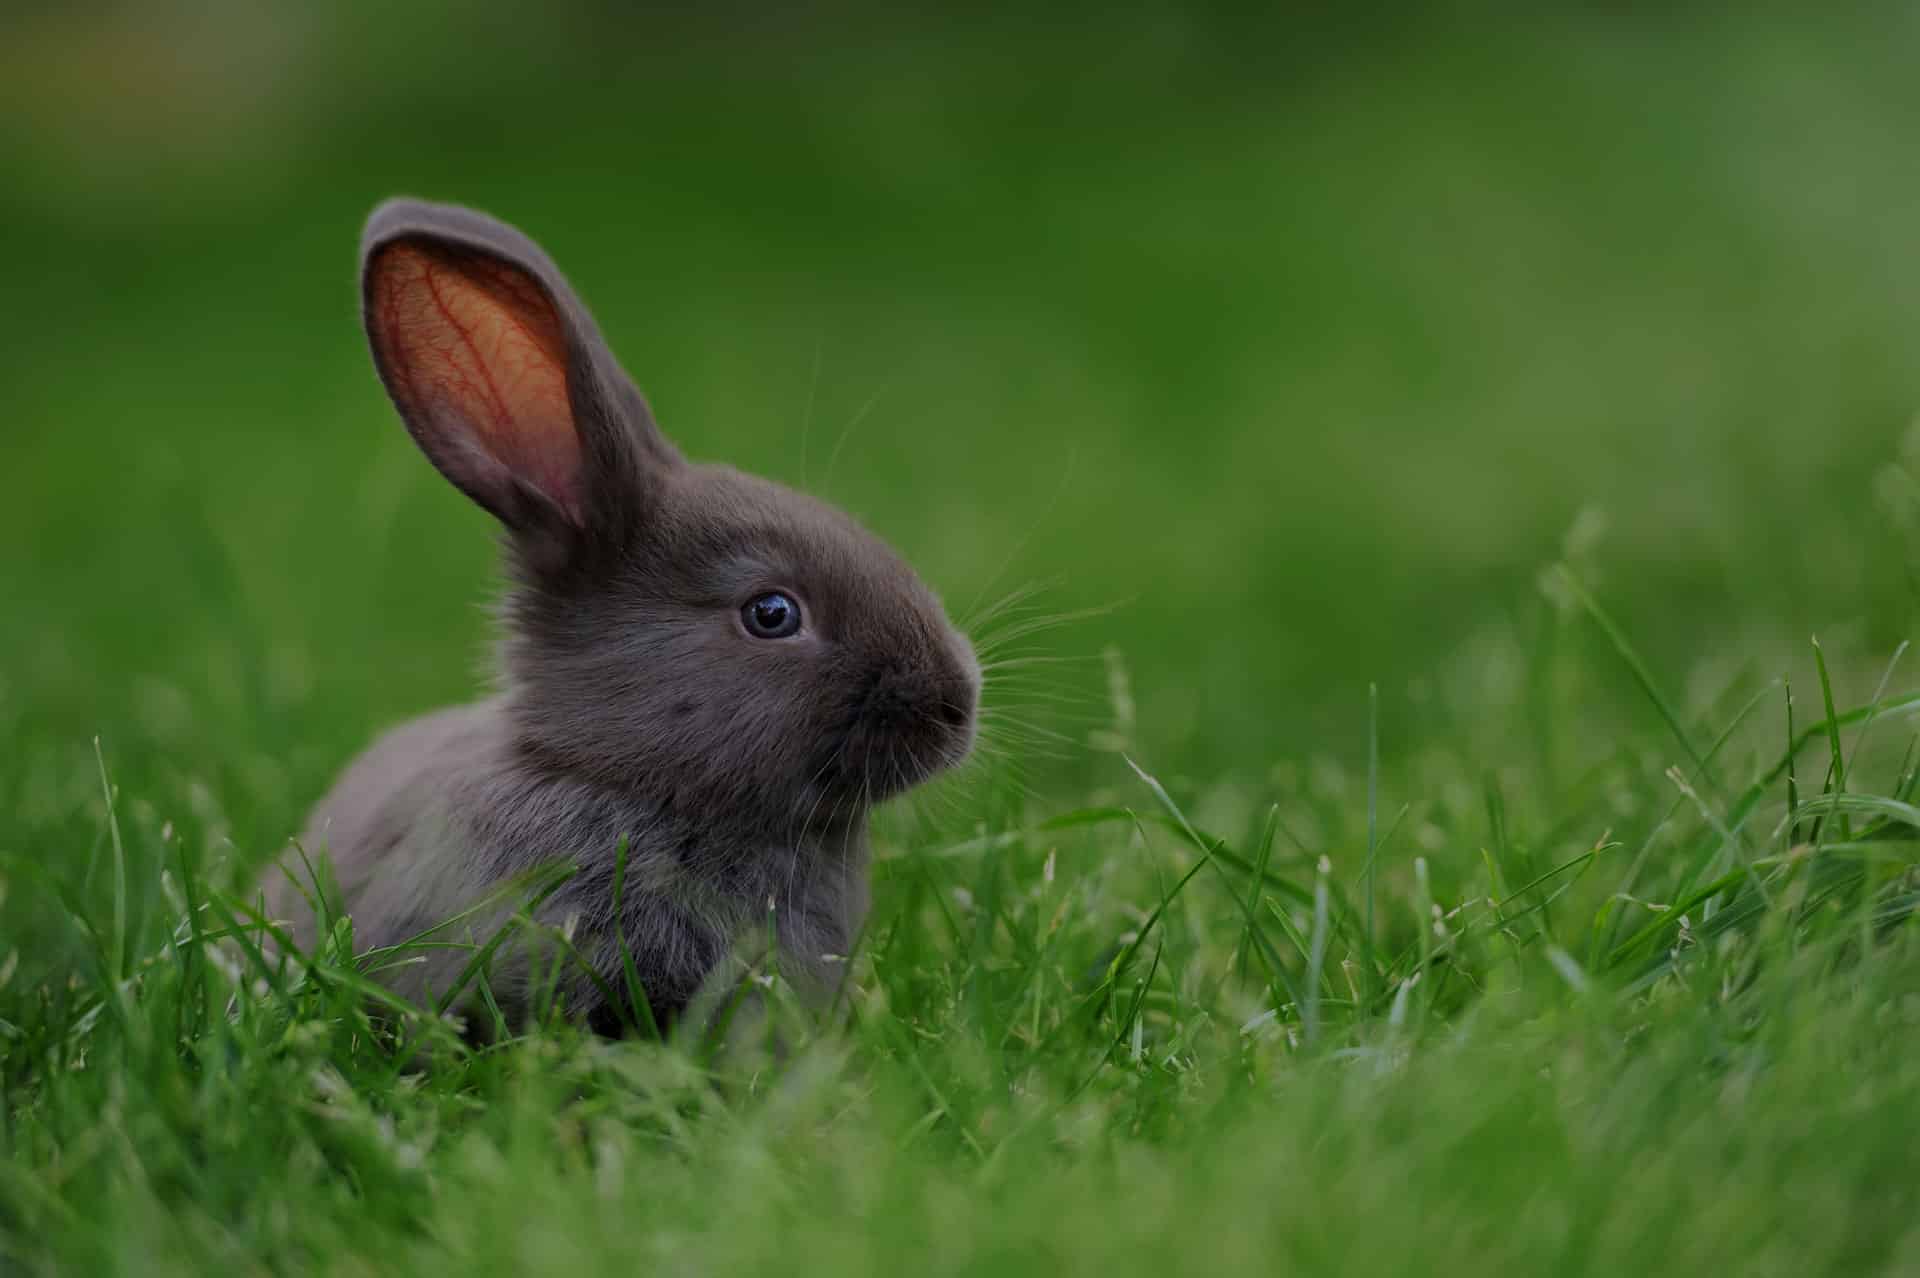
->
[936, 697, 970, 729]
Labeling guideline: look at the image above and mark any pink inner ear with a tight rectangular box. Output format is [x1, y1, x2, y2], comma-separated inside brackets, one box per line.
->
[371, 243, 583, 523]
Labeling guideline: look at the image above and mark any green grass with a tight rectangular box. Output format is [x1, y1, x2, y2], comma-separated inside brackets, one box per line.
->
[7, 3, 1920, 1273]
[7, 600, 1920, 1274]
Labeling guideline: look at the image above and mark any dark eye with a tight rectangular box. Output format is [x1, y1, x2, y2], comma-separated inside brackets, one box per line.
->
[741, 590, 802, 639]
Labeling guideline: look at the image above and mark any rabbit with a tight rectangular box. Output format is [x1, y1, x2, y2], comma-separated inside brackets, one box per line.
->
[267, 198, 980, 1032]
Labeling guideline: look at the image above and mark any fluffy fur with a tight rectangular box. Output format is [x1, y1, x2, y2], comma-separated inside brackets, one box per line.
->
[269, 199, 979, 1029]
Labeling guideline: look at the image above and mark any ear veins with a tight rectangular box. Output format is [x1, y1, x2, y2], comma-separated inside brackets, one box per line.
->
[374, 243, 585, 525]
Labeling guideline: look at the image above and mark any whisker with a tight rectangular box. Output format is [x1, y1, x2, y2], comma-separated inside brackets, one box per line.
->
[980, 688, 1106, 714]
[971, 729, 1076, 761]
[961, 576, 1067, 634]
[960, 446, 1078, 624]
[821, 380, 893, 498]
[975, 712, 1087, 744]
[976, 653, 1104, 674]
[972, 601, 1130, 653]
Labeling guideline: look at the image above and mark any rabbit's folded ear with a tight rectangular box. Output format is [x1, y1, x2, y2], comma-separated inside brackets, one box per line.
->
[359, 199, 678, 553]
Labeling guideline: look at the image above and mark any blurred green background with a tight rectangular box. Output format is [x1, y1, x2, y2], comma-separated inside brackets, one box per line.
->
[4, 1, 1919, 855]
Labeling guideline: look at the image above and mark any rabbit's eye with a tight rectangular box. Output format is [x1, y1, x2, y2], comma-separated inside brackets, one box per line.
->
[742, 591, 802, 639]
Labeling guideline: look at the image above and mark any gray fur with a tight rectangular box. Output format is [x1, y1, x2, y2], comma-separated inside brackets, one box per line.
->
[269, 198, 978, 1029]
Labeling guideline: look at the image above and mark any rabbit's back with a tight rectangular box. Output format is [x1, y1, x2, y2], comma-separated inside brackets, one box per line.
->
[275, 702, 505, 950]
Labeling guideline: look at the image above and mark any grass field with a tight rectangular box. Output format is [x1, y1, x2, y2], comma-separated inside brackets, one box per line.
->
[6, 4, 1920, 1273]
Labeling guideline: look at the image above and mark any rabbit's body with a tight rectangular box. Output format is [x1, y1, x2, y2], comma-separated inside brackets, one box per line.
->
[270, 201, 973, 1029]
[296, 697, 866, 1022]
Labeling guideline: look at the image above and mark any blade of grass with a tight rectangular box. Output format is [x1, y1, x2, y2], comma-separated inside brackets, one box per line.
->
[91, 739, 129, 991]
[432, 862, 578, 1016]
[1558, 566, 1711, 779]
[610, 834, 661, 1040]
[1124, 758, 1305, 1013]
[1785, 678, 1801, 844]
[1237, 805, 1281, 985]
[1811, 636, 1850, 843]
[1304, 857, 1331, 1046]
[1365, 682, 1379, 998]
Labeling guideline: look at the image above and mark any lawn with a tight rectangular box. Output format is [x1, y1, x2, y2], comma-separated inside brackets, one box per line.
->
[5, 4, 1920, 1273]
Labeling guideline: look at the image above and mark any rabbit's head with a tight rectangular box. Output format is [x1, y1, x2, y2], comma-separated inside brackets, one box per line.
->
[359, 199, 978, 832]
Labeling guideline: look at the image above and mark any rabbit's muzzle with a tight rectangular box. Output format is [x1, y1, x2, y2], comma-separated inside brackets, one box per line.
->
[837, 646, 979, 799]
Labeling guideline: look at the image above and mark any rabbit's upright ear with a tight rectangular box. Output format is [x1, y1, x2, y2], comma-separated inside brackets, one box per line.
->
[360, 199, 678, 555]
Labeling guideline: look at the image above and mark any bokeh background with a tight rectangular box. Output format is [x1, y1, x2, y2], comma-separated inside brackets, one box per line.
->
[4, 2, 1920, 858]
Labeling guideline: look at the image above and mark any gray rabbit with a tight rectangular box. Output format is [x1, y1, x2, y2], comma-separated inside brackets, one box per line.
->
[268, 199, 979, 1030]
